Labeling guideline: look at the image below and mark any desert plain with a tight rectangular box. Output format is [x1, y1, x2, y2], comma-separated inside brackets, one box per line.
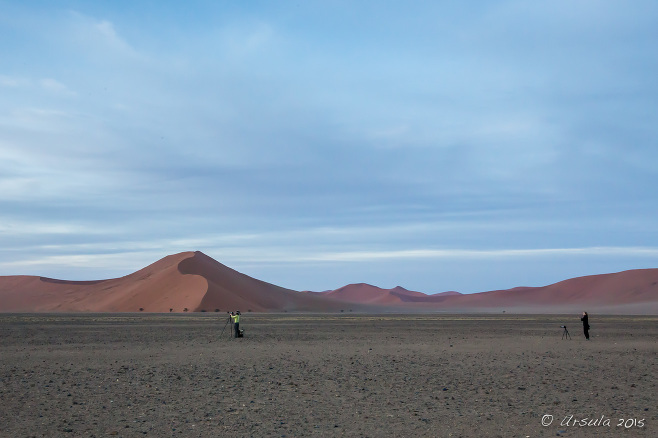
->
[1, 313, 655, 438]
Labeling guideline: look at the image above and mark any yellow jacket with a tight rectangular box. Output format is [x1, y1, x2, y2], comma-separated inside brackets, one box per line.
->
[231, 314, 240, 323]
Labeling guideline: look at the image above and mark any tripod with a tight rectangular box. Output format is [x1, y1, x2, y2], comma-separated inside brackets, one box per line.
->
[561, 325, 571, 340]
[220, 316, 233, 340]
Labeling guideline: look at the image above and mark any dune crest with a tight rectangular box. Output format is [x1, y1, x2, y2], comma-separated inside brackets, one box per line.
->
[1, 251, 657, 313]
[0, 252, 207, 312]
[177, 251, 343, 312]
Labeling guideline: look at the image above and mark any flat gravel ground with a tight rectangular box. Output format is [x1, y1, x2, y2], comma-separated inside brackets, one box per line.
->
[0, 313, 655, 437]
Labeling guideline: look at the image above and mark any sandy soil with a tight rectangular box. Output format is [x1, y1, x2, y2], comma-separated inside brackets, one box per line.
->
[1, 313, 655, 437]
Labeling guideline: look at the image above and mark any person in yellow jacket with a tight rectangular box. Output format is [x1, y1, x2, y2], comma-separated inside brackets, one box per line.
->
[231, 311, 241, 338]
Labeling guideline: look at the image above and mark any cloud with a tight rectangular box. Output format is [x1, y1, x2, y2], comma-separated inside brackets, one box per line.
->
[0, 217, 113, 237]
[300, 247, 658, 263]
[39, 78, 76, 96]
[220, 21, 275, 56]
[0, 252, 160, 275]
[66, 11, 141, 60]
[0, 75, 30, 88]
[0, 76, 76, 96]
[0, 2, 656, 291]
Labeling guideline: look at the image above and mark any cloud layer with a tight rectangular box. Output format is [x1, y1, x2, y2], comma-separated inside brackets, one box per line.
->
[1, 1, 657, 292]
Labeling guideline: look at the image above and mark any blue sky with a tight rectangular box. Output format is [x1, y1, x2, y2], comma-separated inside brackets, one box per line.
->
[1, 1, 657, 293]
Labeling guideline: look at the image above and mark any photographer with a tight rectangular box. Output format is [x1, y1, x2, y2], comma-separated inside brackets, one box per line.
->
[581, 311, 590, 340]
[231, 311, 241, 338]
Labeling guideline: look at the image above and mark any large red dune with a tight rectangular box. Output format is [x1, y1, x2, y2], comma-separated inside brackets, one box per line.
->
[0, 251, 657, 313]
[0, 252, 206, 313]
[0, 252, 357, 313]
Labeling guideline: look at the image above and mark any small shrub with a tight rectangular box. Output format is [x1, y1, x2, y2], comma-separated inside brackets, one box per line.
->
[183, 308, 188, 312]
[139, 308, 144, 312]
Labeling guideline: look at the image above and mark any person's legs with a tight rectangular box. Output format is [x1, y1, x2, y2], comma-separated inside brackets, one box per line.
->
[584, 326, 589, 340]
[234, 322, 240, 338]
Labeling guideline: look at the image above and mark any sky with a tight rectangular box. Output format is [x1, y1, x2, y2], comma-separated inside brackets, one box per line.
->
[1, 1, 658, 293]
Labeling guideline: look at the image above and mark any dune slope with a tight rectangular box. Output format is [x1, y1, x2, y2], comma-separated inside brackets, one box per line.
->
[0, 251, 656, 313]
[0, 251, 350, 313]
[0, 252, 207, 312]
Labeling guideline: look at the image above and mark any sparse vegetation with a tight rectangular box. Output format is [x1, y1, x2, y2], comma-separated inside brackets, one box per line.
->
[139, 308, 144, 312]
[214, 309, 220, 312]
[183, 308, 188, 312]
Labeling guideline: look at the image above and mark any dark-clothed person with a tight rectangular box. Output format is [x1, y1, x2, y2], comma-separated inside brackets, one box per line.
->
[581, 311, 590, 340]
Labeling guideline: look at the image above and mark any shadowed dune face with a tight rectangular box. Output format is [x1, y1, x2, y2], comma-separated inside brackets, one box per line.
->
[0, 251, 657, 313]
[178, 252, 357, 312]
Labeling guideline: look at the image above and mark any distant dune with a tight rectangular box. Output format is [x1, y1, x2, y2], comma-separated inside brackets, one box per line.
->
[318, 284, 430, 305]
[0, 251, 657, 313]
[303, 285, 463, 306]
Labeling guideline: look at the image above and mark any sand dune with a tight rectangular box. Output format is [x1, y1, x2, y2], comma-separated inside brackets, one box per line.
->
[321, 284, 461, 305]
[321, 284, 429, 305]
[0, 252, 351, 313]
[422, 270, 658, 312]
[176, 251, 349, 312]
[0, 252, 207, 312]
[304, 270, 658, 313]
[0, 251, 657, 313]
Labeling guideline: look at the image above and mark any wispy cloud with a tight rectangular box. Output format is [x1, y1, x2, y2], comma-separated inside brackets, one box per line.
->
[0, 2, 656, 291]
[0, 76, 76, 96]
[301, 247, 658, 263]
[0, 75, 30, 88]
[66, 11, 142, 60]
[39, 78, 76, 96]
